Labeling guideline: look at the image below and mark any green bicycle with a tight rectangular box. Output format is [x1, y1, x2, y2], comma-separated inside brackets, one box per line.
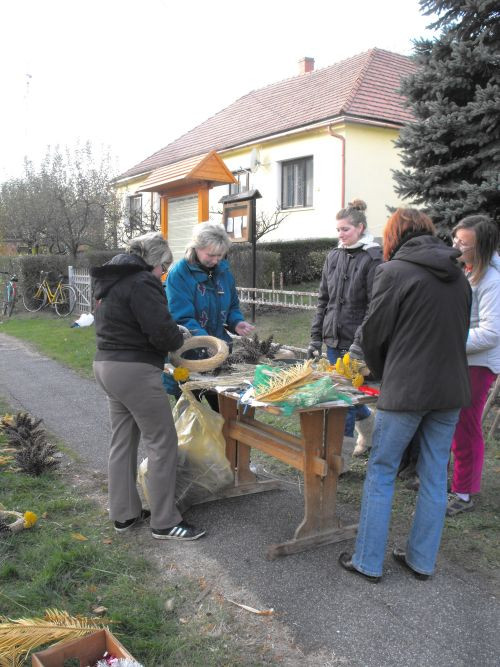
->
[23, 271, 77, 317]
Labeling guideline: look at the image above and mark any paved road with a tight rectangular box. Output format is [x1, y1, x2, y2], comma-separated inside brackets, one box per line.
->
[1, 331, 498, 666]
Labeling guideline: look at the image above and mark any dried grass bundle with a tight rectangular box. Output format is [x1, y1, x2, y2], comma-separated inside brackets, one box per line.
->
[254, 360, 315, 402]
[0, 608, 108, 666]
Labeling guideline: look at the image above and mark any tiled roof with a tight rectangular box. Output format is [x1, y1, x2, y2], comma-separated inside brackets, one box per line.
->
[117, 48, 416, 181]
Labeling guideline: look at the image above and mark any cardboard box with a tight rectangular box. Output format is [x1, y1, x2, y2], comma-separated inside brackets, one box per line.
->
[32, 629, 136, 666]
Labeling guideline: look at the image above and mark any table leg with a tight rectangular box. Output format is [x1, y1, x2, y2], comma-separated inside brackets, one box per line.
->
[267, 406, 357, 559]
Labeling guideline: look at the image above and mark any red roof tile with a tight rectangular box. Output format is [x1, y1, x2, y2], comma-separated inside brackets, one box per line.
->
[117, 48, 416, 181]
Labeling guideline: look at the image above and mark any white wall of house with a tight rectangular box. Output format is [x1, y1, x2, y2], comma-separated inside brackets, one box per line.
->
[344, 123, 405, 239]
[212, 127, 344, 243]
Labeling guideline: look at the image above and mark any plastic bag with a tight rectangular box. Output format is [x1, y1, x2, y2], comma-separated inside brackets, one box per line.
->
[138, 388, 233, 513]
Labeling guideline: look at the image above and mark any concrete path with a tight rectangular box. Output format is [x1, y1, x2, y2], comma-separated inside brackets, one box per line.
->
[1, 332, 498, 666]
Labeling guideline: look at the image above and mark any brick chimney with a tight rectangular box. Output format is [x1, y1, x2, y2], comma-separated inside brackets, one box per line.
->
[298, 57, 314, 74]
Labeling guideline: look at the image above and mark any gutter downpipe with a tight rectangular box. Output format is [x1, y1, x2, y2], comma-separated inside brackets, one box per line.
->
[328, 125, 345, 208]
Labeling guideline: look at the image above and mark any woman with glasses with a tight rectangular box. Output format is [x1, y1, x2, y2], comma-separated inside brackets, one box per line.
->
[91, 232, 206, 542]
[447, 216, 500, 516]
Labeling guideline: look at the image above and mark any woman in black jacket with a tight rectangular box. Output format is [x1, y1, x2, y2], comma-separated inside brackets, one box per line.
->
[307, 199, 382, 456]
[91, 232, 205, 542]
[339, 209, 471, 582]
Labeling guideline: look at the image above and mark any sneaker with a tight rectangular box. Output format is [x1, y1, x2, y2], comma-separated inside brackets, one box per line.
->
[151, 520, 206, 541]
[446, 493, 474, 517]
[114, 509, 151, 533]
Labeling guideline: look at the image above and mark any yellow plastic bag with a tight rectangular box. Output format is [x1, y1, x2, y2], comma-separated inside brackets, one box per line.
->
[139, 388, 233, 513]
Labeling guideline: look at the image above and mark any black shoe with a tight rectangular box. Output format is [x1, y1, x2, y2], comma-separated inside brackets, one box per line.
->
[114, 509, 151, 533]
[338, 552, 381, 583]
[152, 520, 206, 541]
[392, 547, 430, 580]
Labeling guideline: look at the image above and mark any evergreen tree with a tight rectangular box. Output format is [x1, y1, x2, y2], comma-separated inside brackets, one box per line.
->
[394, 0, 500, 227]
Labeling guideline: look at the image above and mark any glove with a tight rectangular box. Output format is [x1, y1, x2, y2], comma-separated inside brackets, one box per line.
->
[348, 341, 364, 361]
[348, 343, 371, 378]
[177, 324, 192, 340]
[306, 341, 322, 359]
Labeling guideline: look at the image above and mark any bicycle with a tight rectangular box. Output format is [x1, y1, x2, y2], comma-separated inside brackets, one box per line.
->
[23, 271, 77, 317]
[1, 271, 18, 317]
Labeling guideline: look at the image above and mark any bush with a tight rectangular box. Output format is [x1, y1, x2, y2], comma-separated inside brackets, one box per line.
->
[307, 250, 330, 281]
[16, 255, 73, 287]
[258, 238, 336, 284]
[227, 244, 280, 288]
[78, 249, 125, 268]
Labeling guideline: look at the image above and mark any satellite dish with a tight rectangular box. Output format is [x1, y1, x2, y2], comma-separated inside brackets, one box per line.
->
[249, 148, 260, 173]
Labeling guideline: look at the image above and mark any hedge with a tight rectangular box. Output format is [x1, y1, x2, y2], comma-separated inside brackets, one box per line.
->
[258, 238, 337, 284]
[227, 244, 280, 288]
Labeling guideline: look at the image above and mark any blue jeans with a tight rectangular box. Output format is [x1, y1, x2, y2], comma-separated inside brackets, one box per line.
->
[352, 408, 460, 577]
[327, 347, 371, 436]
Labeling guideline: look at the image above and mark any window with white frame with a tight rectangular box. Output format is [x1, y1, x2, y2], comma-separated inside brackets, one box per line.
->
[228, 170, 250, 195]
[281, 156, 313, 209]
[128, 195, 143, 227]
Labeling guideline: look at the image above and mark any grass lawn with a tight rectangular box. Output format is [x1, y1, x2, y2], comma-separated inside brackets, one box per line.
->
[0, 399, 273, 666]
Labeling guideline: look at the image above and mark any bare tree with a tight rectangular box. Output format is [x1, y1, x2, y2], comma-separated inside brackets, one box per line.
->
[119, 194, 160, 244]
[208, 202, 290, 241]
[0, 143, 121, 258]
[255, 204, 290, 241]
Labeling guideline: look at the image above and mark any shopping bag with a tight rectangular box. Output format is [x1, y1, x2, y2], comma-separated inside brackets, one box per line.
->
[139, 388, 233, 513]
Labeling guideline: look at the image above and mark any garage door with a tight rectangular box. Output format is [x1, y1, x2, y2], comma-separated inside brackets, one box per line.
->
[168, 195, 198, 262]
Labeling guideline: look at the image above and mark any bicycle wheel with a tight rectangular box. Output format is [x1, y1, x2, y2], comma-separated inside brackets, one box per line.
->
[54, 284, 76, 317]
[23, 284, 46, 312]
[3, 282, 16, 317]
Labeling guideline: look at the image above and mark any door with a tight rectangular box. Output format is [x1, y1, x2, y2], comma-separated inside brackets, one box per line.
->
[167, 195, 198, 261]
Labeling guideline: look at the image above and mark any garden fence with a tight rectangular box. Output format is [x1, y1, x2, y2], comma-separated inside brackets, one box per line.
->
[68, 266, 93, 314]
[67, 267, 318, 314]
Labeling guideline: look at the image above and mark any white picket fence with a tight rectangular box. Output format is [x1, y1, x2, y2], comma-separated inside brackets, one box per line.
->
[68, 266, 93, 314]
[236, 287, 317, 310]
[67, 267, 318, 314]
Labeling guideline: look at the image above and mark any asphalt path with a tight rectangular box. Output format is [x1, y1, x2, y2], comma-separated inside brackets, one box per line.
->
[1, 331, 498, 666]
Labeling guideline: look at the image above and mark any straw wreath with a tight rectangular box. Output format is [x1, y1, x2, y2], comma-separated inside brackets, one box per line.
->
[169, 336, 229, 372]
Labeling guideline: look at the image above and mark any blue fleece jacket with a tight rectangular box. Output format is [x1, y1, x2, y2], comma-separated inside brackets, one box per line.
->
[165, 258, 244, 343]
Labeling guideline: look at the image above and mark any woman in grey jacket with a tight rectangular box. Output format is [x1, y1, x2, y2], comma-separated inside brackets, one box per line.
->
[447, 216, 500, 516]
[307, 199, 382, 455]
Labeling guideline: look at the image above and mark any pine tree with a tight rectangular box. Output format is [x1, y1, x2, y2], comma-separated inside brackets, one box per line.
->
[393, 0, 500, 227]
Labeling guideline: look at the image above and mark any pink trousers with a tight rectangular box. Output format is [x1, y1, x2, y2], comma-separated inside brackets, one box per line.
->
[451, 366, 496, 495]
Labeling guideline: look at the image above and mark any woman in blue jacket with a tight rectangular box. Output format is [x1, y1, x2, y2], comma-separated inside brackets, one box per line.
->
[165, 223, 254, 406]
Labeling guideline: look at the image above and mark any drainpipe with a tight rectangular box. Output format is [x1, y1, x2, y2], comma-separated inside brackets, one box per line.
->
[328, 125, 345, 208]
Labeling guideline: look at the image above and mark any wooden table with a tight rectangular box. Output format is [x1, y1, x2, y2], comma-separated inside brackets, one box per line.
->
[212, 391, 373, 559]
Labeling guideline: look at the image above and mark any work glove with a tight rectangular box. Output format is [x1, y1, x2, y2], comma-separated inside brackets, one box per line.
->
[177, 324, 192, 340]
[348, 342, 371, 378]
[306, 341, 322, 360]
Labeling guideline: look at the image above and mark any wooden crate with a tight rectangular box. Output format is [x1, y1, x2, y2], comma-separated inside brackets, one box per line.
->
[32, 629, 136, 666]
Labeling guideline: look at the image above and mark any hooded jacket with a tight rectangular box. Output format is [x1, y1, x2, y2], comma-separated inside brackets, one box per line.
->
[466, 252, 500, 374]
[361, 235, 472, 411]
[91, 254, 183, 369]
[166, 258, 244, 343]
[310, 241, 383, 349]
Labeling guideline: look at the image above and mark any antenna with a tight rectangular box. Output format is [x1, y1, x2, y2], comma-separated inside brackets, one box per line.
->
[249, 148, 261, 173]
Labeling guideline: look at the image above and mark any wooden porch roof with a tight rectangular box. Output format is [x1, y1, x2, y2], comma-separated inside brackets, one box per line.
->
[139, 150, 236, 193]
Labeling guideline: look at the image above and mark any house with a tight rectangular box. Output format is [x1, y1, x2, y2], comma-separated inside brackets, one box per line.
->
[113, 48, 416, 258]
